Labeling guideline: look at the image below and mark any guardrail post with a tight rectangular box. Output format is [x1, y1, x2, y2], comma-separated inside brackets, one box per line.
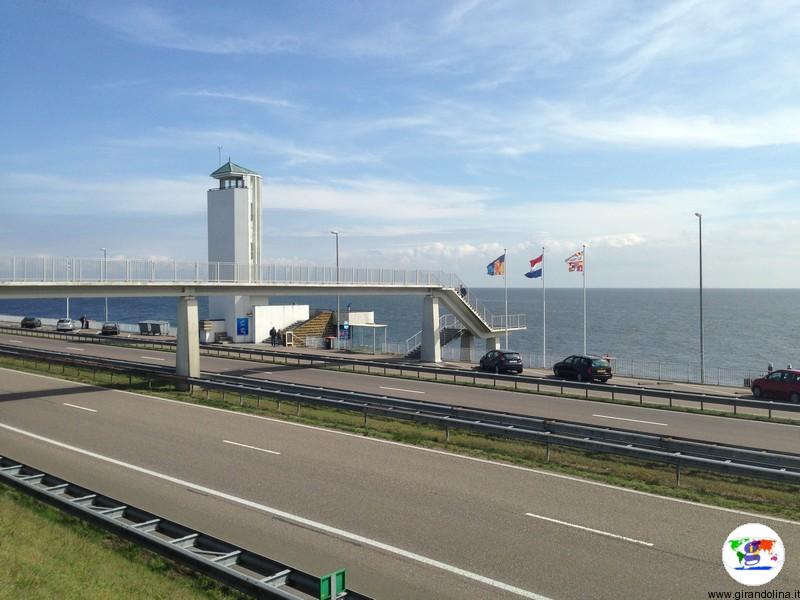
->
[545, 440, 550, 462]
[675, 463, 681, 487]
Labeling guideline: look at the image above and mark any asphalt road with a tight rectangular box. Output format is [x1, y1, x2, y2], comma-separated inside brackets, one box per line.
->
[2, 333, 799, 454]
[1, 367, 798, 599]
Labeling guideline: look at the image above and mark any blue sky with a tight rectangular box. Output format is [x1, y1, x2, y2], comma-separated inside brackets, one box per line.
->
[2, 0, 799, 287]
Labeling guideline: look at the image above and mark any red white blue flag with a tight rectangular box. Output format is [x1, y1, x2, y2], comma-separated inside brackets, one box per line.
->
[524, 254, 543, 278]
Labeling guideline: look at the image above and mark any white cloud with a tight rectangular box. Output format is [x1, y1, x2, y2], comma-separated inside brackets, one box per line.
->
[550, 108, 800, 149]
[109, 127, 380, 166]
[264, 178, 491, 221]
[175, 90, 294, 108]
[88, 5, 300, 54]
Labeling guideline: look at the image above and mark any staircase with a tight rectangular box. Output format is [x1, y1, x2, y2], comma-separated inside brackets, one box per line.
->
[405, 314, 464, 359]
[285, 310, 336, 348]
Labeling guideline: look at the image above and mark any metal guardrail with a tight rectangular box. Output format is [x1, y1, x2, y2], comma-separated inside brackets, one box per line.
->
[0, 455, 372, 600]
[2, 344, 799, 486]
[2, 324, 797, 419]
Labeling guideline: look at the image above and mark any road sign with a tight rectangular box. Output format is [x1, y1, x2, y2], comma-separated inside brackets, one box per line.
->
[236, 317, 249, 336]
[343, 321, 349, 330]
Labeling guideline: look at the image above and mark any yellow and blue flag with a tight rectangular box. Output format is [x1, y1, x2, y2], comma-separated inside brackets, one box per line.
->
[486, 254, 505, 276]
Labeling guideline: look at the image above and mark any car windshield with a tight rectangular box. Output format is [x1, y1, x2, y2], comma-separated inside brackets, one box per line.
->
[591, 359, 610, 368]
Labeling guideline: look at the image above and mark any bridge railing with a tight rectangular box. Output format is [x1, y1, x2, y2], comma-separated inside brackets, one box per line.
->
[0, 256, 463, 287]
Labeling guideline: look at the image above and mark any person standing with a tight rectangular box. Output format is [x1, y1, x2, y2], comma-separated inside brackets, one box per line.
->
[269, 326, 277, 347]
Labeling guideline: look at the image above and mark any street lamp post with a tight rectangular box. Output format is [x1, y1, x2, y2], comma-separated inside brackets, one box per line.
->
[330, 231, 340, 351]
[100, 247, 109, 322]
[694, 213, 704, 384]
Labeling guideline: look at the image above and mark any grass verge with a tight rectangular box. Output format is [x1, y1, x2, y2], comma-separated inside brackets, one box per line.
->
[0, 482, 247, 600]
[3, 355, 799, 522]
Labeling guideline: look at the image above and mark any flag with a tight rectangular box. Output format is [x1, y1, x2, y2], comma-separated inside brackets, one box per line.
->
[486, 254, 506, 276]
[565, 250, 584, 272]
[524, 254, 543, 278]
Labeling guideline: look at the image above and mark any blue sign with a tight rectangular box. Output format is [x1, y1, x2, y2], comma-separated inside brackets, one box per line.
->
[236, 317, 249, 336]
[343, 321, 349, 330]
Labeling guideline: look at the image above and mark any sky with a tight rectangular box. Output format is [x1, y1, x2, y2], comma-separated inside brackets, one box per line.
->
[2, 0, 800, 288]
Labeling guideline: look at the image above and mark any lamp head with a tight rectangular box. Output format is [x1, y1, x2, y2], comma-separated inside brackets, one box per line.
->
[694, 212, 702, 218]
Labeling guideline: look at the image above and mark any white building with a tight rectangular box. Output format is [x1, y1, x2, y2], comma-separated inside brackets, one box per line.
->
[207, 160, 307, 342]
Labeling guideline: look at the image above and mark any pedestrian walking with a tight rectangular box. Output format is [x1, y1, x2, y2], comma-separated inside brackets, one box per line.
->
[269, 326, 277, 347]
[79, 315, 85, 329]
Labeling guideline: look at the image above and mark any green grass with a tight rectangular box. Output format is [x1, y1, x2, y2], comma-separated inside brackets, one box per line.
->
[0, 483, 247, 600]
[3, 355, 799, 522]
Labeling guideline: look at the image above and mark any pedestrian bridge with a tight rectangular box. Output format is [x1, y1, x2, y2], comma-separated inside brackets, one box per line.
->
[0, 256, 526, 377]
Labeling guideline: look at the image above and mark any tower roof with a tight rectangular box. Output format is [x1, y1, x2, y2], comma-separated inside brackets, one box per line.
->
[210, 160, 259, 178]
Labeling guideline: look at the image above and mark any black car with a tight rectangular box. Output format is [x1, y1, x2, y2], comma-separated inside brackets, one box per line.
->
[100, 322, 120, 336]
[479, 350, 524, 374]
[20, 317, 42, 329]
[553, 355, 612, 383]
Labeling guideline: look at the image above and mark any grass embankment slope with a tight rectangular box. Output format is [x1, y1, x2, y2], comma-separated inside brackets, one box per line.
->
[0, 483, 246, 600]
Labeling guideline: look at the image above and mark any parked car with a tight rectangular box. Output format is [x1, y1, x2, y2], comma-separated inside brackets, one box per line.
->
[751, 369, 800, 403]
[20, 317, 41, 329]
[479, 350, 524, 374]
[100, 322, 120, 336]
[553, 355, 613, 383]
[56, 318, 75, 331]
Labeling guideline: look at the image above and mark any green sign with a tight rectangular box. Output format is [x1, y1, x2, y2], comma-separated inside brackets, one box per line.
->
[319, 569, 346, 600]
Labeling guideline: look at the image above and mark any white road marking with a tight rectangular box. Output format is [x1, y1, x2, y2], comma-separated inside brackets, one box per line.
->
[139, 356, 166, 361]
[525, 513, 654, 547]
[63, 403, 97, 413]
[6, 339, 24, 344]
[65, 347, 84, 352]
[0, 422, 550, 600]
[223, 439, 280, 455]
[592, 414, 668, 427]
[380, 386, 425, 395]
[4, 367, 800, 526]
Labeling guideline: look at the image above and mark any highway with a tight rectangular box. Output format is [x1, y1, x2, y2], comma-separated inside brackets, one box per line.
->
[2, 333, 799, 454]
[1, 367, 799, 599]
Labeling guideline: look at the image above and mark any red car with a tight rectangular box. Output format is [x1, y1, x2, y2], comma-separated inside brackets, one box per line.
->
[751, 369, 800, 403]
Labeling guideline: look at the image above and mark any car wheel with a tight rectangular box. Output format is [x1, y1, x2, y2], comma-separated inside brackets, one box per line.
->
[599, 378, 608, 383]
[752, 386, 762, 398]
[790, 392, 800, 404]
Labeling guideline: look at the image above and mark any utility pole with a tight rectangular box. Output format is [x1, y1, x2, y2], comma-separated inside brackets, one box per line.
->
[694, 213, 705, 384]
[330, 231, 340, 351]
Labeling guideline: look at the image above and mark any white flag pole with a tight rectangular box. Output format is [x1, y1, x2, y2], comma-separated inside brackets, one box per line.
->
[504, 248, 509, 350]
[582, 243, 587, 355]
[542, 246, 546, 368]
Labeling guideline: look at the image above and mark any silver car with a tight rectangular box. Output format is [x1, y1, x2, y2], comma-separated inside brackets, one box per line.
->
[56, 318, 75, 331]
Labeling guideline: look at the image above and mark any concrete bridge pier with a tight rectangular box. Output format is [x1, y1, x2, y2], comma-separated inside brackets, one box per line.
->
[485, 336, 501, 352]
[460, 331, 474, 362]
[176, 296, 200, 388]
[421, 295, 441, 363]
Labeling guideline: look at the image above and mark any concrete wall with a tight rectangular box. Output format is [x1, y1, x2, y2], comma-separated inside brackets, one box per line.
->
[252, 304, 309, 343]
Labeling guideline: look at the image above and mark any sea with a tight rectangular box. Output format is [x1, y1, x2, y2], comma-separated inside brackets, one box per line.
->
[1, 289, 797, 372]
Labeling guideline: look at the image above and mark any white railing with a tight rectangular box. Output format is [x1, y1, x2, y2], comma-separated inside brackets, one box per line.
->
[0, 256, 463, 287]
[0, 255, 525, 334]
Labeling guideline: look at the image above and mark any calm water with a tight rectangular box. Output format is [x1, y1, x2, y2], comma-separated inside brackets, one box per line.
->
[1, 289, 797, 370]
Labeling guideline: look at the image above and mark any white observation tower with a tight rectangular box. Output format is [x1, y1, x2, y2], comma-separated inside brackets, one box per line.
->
[207, 159, 263, 339]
